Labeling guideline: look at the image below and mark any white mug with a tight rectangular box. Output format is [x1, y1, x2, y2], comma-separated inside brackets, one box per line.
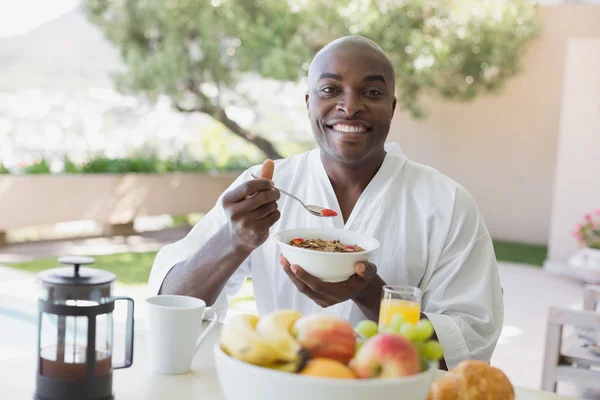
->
[146, 295, 218, 374]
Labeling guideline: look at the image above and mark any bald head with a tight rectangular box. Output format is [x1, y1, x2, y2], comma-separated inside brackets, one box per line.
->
[304, 36, 397, 166]
[308, 36, 395, 90]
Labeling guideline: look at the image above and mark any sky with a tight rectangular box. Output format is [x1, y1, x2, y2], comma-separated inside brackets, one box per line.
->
[0, 0, 80, 37]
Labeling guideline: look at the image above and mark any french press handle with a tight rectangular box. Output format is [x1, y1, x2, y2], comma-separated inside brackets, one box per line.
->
[112, 296, 135, 369]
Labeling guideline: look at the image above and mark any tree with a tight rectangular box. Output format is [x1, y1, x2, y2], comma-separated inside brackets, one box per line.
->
[83, 0, 539, 158]
[352, 0, 541, 117]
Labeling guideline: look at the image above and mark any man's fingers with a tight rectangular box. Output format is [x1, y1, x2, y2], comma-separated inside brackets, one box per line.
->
[282, 261, 317, 295]
[290, 265, 331, 293]
[290, 265, 338, 305]
[260, 159, 274, 180]
[223, 179, 274, 204]
[255, 209, 281, 230]
[279, 254, 290, 267]
[355, 261, 377, 280]
[282, 262, 330, 304]
[245, 201, 278, 222]
[244, 188, 280, 210]
[343, 261, 378, 292]
[228, 188, 280, 217]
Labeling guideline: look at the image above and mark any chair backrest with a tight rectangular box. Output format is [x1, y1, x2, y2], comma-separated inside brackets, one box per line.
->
[584, 285, 600, 312]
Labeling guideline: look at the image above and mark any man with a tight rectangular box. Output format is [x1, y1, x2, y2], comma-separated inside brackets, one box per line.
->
[148, 36, 504, 370]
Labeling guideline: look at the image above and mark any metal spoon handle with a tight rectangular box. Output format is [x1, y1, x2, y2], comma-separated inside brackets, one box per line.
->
[250, 172, 306, 208]
[277, 187, 307, 208]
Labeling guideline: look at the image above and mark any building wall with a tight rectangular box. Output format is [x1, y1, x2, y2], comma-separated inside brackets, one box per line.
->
[386, 5, 600, 250]
[547, 38, 600, 263]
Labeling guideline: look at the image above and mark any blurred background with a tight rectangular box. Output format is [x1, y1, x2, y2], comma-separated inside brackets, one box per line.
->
[1, 0, 599, 398]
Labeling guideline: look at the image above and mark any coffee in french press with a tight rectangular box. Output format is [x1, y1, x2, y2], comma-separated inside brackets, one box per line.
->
[34, 256, 134, 400]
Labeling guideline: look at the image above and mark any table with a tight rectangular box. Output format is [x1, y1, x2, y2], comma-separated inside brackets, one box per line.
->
[1, 321, 576, 399]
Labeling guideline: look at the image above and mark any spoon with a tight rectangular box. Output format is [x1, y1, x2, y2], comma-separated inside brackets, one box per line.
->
[250, 172, 337, 217]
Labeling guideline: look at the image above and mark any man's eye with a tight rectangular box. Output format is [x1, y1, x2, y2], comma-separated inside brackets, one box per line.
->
[321, 87, 336, 94]
[365, 90, 382, 96]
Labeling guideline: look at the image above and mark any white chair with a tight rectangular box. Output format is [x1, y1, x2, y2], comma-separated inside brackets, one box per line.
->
[541, 285, 600, 393]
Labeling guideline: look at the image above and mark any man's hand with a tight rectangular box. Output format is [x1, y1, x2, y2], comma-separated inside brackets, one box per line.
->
[222, 178, 281, 252]
[280, 254, 377, 308]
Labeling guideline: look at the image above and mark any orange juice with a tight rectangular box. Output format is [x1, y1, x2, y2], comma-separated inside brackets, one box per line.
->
[379, 298, 421, 326]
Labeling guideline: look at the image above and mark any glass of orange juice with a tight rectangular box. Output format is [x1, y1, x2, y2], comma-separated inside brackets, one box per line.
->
[379, 285, 422, 328]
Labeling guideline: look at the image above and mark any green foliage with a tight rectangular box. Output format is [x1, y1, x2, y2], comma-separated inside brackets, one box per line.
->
[159, 157, 211, 173]
[352, 0, 541, 117]
[80, 155, 162, 174]
[13, 153, 255, 175]
[83, 0, 539, 127]
[77, 154, 242, 174]
[23, 159, 51, 174]
[63, 157, 80, 173]
[216, 154, 254, 172]
[0, 162, 9, 174]
[84, 0, 314, 102]
[170, 215, 193, 227]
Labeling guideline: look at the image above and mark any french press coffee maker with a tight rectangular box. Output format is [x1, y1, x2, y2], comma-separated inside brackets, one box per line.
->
[35, 256, 135, 400]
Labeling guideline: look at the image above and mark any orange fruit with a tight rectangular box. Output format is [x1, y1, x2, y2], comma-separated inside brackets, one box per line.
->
[299, 358, 357, 379]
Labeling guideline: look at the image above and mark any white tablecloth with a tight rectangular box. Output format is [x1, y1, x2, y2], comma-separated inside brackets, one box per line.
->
[1, 321, 576, 400]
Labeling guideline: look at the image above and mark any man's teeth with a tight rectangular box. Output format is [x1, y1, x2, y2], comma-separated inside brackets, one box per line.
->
[332, 124, 367, 133]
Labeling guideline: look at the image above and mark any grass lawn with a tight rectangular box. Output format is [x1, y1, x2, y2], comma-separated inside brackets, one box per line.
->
[6, 251, 158, 285]
[492, 240, 547, 267]
[6, 240, 548, 286]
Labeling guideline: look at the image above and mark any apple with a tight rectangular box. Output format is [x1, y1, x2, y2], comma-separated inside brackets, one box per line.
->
[292, 314, 357, 364]
[349, 333, 421, 378]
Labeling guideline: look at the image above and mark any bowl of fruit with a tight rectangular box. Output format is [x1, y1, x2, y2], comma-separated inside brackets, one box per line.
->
[215, 310, 443, 400]
[272, 228, 380, 283]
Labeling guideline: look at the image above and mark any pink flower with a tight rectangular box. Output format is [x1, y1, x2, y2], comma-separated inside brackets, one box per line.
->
[573, 232, 584, 241]
[595, 208, 600, 216]
[585, 213, 593, 222]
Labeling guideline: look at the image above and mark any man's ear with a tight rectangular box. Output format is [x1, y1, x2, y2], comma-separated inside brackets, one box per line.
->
[391, 96, 397, 118]
[305, 93, 310, 111]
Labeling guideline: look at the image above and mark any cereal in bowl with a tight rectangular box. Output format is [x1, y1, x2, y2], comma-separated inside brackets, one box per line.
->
[289, 238, 365, 253]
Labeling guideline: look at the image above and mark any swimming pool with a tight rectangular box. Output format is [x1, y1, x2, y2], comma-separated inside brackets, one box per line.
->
[0, 307, 38, 360]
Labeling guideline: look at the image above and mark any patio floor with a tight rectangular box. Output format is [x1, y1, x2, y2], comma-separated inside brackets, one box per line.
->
[1, 232, 597, 398]
[491, 262, 595, 398]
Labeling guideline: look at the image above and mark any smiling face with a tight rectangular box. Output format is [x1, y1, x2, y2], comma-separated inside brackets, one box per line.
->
[306, 40, 397, 165]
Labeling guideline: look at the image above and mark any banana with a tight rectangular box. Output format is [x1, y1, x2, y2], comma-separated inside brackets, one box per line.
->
[255, 309, 305, 363]
[219, 313, 281, 366]
[264, 361, 299, 373]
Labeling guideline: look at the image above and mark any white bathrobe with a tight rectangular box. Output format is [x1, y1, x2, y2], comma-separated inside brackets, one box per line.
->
[148, 142, 504, 369]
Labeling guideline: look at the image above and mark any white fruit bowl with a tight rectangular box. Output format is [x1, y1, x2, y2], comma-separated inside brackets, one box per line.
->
[214, 345, 437, 400]
[272, 228, 380, 283]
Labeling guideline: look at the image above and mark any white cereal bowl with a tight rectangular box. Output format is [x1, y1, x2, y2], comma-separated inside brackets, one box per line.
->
[214, 345, 437, 400]
[272, 228, 380, 283]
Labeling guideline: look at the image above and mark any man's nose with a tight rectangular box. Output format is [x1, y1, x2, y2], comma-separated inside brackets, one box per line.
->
[336, 92, 365, 116]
